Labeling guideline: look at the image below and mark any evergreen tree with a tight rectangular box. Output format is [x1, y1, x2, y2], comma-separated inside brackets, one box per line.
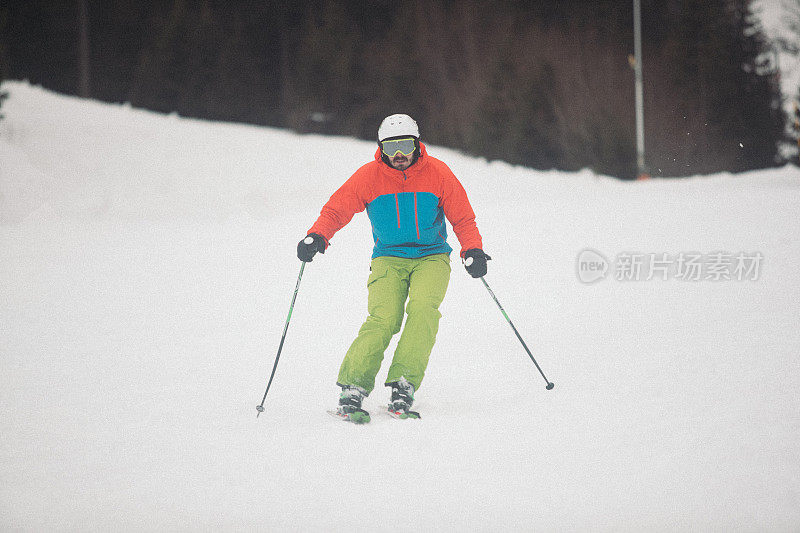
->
[0, 0, 785, 177]
[643, 0, 784, 174]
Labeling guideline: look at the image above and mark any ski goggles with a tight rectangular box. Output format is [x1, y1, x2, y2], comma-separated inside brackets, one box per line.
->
[380, 137, 417, 157]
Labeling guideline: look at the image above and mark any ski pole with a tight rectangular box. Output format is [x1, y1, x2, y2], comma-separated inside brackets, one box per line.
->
[256, 261, 306, 417]
[479, 276, 554, 390]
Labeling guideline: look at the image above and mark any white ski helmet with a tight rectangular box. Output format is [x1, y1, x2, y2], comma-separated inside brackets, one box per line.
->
[378, 114, 420, 141]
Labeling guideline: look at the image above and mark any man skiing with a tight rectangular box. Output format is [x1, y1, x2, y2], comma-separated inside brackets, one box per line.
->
[297, 114, 490, 423]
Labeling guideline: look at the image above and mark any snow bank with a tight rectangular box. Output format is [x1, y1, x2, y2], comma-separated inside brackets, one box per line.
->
[2, 81, 799, 531]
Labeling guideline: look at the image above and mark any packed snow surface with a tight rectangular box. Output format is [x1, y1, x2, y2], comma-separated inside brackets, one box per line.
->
[1, 82, 799, 530]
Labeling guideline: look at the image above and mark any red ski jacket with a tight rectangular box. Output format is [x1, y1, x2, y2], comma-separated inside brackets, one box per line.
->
[308, 142, 482, 259]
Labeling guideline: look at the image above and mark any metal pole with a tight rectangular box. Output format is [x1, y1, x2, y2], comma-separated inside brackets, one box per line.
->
[78, 0, 91, 98]
[480, 277, 554, 390]
[256, 262, 306, 417]
[633, 0, 646, 177]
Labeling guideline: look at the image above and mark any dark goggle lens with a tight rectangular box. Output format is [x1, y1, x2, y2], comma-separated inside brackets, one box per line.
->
[381, 138, 416, 157]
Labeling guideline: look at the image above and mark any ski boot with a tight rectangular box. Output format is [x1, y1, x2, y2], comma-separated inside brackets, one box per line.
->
[329, 385, 370, 424]
[387, 377, 421, 419]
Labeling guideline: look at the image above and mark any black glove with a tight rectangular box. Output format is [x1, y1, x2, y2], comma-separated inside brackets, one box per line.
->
[463, 248, 491, 278]
[297, 233, 327, 262]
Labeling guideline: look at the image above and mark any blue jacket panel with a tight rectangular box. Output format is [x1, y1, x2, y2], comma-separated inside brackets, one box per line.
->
[366, 191, 453, 259]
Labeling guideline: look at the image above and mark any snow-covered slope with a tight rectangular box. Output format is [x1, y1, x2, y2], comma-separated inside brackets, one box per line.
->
[1, 81, 799, 530]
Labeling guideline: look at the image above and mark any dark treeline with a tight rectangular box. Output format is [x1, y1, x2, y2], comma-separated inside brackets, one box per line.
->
[0, 0, 785, 178]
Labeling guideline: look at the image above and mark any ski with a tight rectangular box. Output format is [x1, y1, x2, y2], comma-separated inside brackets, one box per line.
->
[327, 407, 371, 424]
[387, 408, 421, 420]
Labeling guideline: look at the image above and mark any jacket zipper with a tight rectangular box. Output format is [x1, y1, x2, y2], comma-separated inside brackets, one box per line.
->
[395, 170, 409, 230]
[413, 192, 420, 240]
[395, 194, 400, 229]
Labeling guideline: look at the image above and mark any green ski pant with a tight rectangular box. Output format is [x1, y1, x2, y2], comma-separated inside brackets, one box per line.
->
[337, 254, 451, 394]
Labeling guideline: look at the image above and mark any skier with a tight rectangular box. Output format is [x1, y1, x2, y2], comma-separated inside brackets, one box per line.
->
[297, 114, 490, 423]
